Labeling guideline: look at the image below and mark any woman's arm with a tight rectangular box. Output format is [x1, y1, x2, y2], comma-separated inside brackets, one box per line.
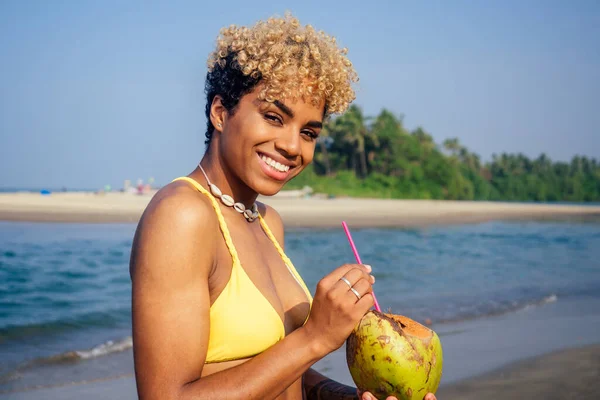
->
[304, 368, 358, 400]
[262, 207, 359, 400]
[304, 369, 438, 400]
[131, 189, 375, 400]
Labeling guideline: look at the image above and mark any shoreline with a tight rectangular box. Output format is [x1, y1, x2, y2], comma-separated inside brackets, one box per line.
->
[2, 295, 600, 399]
[4, 345, 600, 399]
[1, 192, 599, 227]
[3, 295, 600, 399]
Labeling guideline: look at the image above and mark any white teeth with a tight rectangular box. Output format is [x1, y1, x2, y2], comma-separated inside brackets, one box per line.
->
[260, 155, 290, 172]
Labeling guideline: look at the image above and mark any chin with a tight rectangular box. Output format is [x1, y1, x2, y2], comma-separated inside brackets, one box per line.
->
[253, 175, 295, 197]
[252, 168, 302, 197]
[257, 183, 286, 197]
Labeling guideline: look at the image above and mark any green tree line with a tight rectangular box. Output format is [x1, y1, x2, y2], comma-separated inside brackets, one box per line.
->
[287, 105, 600, 201]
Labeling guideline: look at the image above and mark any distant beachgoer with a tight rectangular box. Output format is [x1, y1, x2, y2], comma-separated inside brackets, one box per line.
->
[130, 14, 436, 400]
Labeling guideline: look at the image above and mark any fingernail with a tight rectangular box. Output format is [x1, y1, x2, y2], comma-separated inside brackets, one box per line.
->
[370, 275, 375, 283]
[364, 395, 372, 400]
[364, 264, 372, 272]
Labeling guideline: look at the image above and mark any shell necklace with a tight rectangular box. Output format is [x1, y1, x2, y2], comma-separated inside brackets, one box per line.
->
[198, 164, 259, 222]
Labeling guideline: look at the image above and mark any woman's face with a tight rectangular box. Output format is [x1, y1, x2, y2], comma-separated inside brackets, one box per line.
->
[214, 86, 324, 196]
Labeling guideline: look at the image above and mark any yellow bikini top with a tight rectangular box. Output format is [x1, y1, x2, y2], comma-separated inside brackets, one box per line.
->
[172, 177, 313, 363]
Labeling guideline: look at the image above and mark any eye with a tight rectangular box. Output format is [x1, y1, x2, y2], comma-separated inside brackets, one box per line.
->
[301, 130, 319, 140]
[264, 113, 283, 125]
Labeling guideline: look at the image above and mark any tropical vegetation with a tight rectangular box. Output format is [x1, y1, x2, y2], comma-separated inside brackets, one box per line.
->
[287, 106, 600, 202]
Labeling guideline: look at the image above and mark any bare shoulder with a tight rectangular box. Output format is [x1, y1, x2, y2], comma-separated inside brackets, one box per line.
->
[144, 180, 217, 225]
[257, 201, 285, 247]
[130, 180, 219, 279]
[130, 180, 219, 395]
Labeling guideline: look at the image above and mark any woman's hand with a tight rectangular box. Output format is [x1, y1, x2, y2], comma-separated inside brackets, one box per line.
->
[360, 390, 437, 400]
[302, 263, 375, 356]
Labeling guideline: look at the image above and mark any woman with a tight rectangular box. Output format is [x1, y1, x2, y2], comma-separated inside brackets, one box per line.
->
[130, 14, 437, 400]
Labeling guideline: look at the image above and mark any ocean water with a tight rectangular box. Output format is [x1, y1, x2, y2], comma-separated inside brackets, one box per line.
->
[1, 220, 600, 392]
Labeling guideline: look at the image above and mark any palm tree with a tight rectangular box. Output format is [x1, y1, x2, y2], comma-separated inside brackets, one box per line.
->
[316, 124, 333, 176]
[412, 127, 435, 153]
[332, 105, 370, 178]
[369, 110, 404, 174]
[443, 137, 461, 157]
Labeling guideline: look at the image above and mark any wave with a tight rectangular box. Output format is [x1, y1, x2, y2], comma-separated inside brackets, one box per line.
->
[0, 309, 130, 342]
[5, 297, 561, 369]
[429, 293, 560, 326]
[517, 294, 558, 312]
[75, 336, 133, 360]
[7, 297, 557, 361]
[23, 336, 132, 367]
[0, 336, 133, 384]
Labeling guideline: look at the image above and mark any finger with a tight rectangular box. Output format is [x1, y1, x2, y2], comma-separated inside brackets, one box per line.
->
[330, 267, 372, 297]
[423, 394, 436, 400]
[354, 291, 376, 317]
[348, 278, 372, 303]
[339, 267, 370, 289]
[319, 264, 368, 291]
[361, 391, 374, 400]
[336, 263, 372, 278]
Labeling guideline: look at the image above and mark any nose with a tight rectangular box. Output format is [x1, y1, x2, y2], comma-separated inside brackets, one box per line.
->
[274, 128, 301, 157]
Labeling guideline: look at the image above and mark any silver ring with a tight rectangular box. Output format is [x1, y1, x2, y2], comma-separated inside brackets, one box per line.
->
[350, 287, 361, 299]
[340, 277, 352, 288]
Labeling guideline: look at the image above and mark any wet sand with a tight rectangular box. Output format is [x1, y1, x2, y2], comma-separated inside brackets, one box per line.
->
[3, 295, 600, 399]
[1, 191, 599, 227]
[437, 344, 600, 399]
[4, 347, 600, 399]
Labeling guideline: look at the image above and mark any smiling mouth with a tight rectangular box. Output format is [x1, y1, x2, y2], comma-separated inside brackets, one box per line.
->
[258, 153, 292, 173]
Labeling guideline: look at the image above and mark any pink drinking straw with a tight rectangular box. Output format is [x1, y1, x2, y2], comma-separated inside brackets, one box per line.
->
[342, 221, 382, 312]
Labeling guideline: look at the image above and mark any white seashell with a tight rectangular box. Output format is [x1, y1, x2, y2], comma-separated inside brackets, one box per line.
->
[210, 184, 222, 197]
[244, 209, 254, 219]
[233, 202, 246, 213]
[252, 210, 259, 220]
[251, 203, 258, 213]
[221, 194, 234, 206]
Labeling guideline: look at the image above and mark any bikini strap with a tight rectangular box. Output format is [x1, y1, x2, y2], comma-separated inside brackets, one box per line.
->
[172, 176, 312, 302]
[259, 215, 313, 302]
[172, 176, 241, 267]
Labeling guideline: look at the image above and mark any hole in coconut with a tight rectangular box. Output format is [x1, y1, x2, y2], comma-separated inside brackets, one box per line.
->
[379, 312, 433, 339]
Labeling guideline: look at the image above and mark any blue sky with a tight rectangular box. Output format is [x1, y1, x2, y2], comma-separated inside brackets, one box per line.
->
[0, 0, 598, 189]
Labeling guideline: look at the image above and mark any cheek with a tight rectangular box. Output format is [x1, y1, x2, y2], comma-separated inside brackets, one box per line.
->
[301, 142, 317, 165]
[218, 127, 247, 170]
[237, 116, 272, 146]
[220, 120, 254, 152]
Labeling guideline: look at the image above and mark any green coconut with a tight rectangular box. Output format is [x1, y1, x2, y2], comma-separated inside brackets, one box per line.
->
[346, 310, 443, 400]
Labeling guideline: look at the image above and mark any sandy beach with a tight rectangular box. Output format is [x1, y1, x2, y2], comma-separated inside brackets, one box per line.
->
[1, 191, 599, 226]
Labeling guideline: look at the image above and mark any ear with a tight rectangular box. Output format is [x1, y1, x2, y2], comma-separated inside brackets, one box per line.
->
[209, 95, 228, 132]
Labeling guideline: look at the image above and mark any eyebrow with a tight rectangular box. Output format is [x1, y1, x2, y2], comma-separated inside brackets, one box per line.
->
[273, 100, 323, 129]
[273, 100, 294, 118]
[306, 120, 323, 129]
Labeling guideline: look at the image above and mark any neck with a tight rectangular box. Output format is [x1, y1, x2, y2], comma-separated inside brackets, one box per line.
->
[194, 148, 258, 209]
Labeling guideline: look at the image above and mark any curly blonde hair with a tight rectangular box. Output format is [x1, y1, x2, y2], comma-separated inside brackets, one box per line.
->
[204, 13, 358, 146]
